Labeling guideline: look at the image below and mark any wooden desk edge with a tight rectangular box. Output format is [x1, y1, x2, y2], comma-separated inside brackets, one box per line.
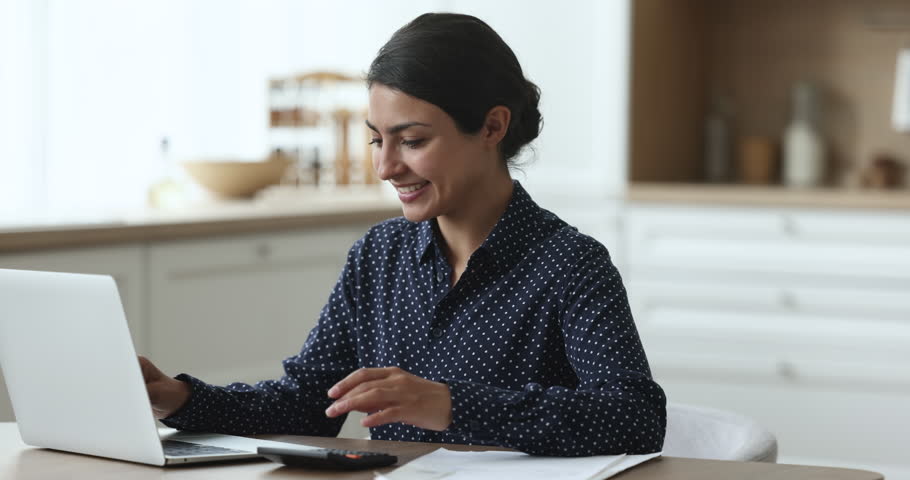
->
[255, 434, 883, 480]
[0, 424, 885, 480]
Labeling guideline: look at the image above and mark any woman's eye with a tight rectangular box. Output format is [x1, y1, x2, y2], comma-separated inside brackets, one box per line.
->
[368, 138, 382, 146]
[401, 138, 424, 149]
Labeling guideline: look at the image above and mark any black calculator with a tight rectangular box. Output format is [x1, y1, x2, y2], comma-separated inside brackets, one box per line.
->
[257, 446, 398, 470]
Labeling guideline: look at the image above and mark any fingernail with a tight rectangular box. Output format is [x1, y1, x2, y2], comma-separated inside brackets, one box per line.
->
[328, 386, 338, 398]
[325, 405, 335, 416]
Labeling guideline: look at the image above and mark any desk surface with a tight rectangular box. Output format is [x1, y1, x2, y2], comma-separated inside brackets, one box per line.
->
[0, 423, 882, 480]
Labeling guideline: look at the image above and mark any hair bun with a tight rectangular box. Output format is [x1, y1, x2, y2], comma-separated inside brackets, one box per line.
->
[501, 79, 542, 161]
[368, 13, 543, 168]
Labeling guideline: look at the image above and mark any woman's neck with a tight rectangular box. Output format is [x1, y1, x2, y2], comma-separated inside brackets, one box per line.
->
[436, 174, 514, 281]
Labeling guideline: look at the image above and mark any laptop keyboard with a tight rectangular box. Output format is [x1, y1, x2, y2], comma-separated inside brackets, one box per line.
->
[162, 439, 250, 457]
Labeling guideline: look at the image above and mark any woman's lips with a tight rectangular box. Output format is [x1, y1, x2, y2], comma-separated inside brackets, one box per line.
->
[395, 181, 430, 203]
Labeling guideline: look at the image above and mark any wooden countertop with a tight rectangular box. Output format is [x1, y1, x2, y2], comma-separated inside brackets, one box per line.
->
[627, 183, 910, 210]
[0, 188, 402, 253]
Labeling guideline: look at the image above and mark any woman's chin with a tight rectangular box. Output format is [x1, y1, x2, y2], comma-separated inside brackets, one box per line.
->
[401, 206, 434, 223]
[398, 188, 441, 223]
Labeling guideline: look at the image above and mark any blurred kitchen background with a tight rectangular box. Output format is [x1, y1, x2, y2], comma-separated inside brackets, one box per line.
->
[1, 0, 909, 478]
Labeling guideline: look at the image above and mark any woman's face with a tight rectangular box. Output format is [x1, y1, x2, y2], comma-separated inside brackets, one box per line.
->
[367, 84, 505, 223]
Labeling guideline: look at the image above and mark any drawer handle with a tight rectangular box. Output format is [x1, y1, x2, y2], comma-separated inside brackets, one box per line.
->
[256, 244, 272, 259]
[777, 361, 798, 380]
[782, 217, 798, 236]
[779, 291, 797, 310]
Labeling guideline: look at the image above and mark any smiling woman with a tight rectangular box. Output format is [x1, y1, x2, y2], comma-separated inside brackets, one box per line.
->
[143, 12, 667, 457]
[365, 85, 515, 278]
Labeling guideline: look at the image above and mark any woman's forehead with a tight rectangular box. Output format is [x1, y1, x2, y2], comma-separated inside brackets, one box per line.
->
[368, 85, 443, 127]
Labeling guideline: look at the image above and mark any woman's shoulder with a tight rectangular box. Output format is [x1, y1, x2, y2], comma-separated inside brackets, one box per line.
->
[536, 208, 613, 262]
[363, 216, 418, 242]
[349, 216, 422, 256]
[540, 208, 609, 256]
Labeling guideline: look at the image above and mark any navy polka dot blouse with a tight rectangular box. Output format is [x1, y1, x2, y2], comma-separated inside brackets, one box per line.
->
[162, 181, 667, 456]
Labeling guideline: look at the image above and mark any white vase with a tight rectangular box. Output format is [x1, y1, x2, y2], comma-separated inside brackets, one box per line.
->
[782, 83, 825, 188]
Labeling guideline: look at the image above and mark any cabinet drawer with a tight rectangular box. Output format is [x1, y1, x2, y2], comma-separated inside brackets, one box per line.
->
[630, 279, 910, 388]
[629, 277, 910, 324]
[148, 226, 364, 277]
[645, 337, 910, 390]
[623, 205, 910, 279]
[146, 226, 368, 382]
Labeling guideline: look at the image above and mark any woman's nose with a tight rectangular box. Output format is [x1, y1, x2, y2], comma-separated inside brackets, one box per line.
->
[374, 145, 406, 181]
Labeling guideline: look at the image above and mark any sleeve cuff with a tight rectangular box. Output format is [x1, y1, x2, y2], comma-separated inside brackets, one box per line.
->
[159, 373, 214, 430]
[442, 378, 525, 441]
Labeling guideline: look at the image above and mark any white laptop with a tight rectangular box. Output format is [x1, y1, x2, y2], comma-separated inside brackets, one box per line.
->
[0, 268, 317, 466]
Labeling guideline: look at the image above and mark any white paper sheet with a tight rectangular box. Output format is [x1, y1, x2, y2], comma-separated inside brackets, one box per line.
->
[376, 448, 661, 480]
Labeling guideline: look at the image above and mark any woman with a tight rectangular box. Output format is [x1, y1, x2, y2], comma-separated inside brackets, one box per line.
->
[142, 12, 666, 457]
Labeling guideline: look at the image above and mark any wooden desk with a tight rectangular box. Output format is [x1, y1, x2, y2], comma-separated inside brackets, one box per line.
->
[0, 423, 882, 479]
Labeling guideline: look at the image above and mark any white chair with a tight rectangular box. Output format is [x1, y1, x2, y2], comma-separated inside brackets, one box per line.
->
[662, 403, 778, 462]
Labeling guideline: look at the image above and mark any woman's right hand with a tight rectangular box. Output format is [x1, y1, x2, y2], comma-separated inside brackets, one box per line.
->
[138, 356, 191, 419]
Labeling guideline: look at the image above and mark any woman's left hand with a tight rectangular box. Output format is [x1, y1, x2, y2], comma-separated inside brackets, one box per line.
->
[325, 367, 453, 431]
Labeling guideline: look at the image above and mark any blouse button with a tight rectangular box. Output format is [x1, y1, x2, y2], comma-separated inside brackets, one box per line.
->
[436, 271, 445, 283]
[431, 327, 444, 338]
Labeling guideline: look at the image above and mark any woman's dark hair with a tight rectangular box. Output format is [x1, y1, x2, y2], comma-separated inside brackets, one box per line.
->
[367, 13, 542, 167]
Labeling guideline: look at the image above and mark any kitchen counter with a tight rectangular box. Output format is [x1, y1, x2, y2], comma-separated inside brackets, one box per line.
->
[0, 187, 402, 253]
[627, 183, 910, 210]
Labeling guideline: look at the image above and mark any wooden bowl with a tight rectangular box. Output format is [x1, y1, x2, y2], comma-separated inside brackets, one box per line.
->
[183, 157, 292, 198]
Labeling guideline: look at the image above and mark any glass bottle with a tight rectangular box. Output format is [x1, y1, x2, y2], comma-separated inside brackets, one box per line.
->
[704, 94, 733, 183]
[147, 137, 186, 209]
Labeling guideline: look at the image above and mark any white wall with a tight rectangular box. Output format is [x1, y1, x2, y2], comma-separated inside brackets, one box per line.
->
[444, 0, 629, 200]
[0, 0, 46, 218]
[3, 0, 629, 232]
[7, 0, 451, 217]
[439, 0, 630, 252]
[42, 1, 186, 215]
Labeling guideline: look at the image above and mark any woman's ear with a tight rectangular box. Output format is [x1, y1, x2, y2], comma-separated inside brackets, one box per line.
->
[482, 106, 511, 149]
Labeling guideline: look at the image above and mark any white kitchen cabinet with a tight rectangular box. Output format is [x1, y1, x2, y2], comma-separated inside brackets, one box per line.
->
[624, 205, 910, 280]
[624, 204, 910, 472]
[145, 225, 373, 439]
[145, 226, 365, 386]
[0, 245, 145, 422]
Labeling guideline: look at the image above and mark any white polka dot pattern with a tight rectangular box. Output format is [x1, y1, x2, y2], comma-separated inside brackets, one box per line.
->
[162, 181, 666, 456]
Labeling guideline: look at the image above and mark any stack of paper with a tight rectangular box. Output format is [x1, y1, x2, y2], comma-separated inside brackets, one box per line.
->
[376, 449, 661, 480]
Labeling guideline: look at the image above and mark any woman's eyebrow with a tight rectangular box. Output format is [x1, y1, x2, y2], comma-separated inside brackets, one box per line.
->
[365, 119, 431, 135]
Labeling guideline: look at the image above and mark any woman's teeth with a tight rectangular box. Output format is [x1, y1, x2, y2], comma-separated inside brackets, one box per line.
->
[397, 182, 428, 193]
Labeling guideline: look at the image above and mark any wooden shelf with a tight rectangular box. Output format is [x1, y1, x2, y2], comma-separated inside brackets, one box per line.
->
[629, 0, 910, 185]
[627, 182, 910, 210]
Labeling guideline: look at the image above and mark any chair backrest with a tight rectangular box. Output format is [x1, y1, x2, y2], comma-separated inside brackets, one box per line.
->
[662, 402, 778, 462]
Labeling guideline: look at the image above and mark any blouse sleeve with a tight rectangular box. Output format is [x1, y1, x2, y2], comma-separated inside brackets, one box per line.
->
[160, 240, 364, 436]
[443, 244, 666, 456]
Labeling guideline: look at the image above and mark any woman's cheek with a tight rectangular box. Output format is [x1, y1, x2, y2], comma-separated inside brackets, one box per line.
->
[406, 151, 433, 178]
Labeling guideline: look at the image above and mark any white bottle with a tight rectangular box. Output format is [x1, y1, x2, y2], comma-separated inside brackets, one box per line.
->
[892, 48, 910, 133]
[782, 82, 825, 188]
